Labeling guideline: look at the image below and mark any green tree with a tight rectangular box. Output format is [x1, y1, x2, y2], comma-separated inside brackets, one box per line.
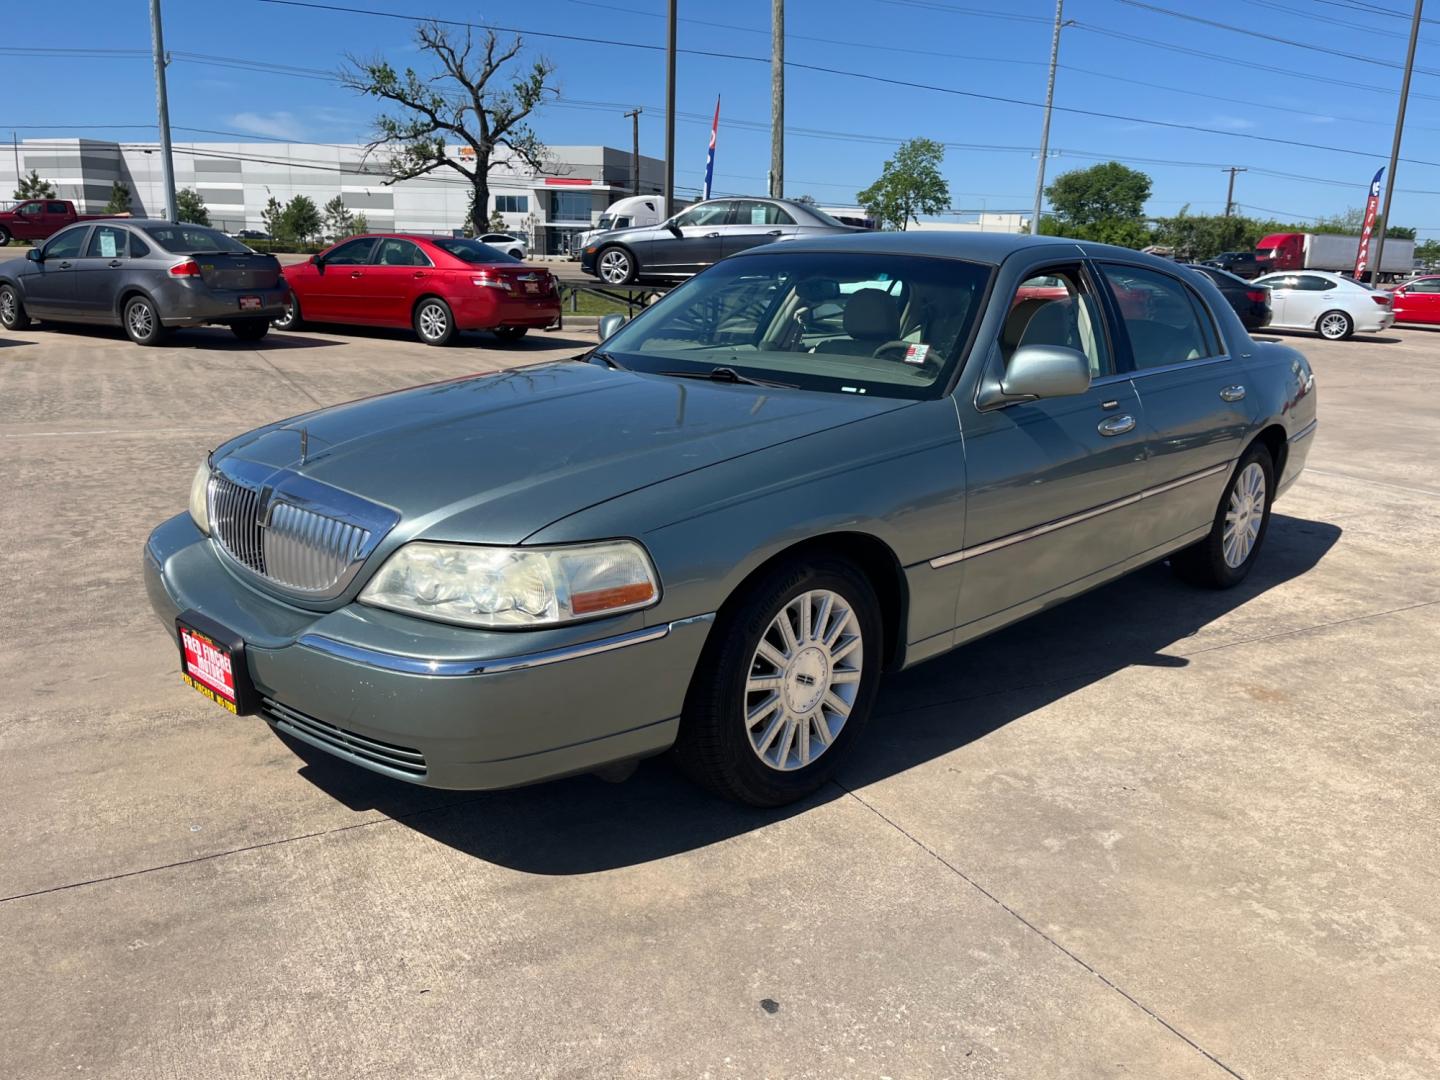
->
[103, 181, 132, 215]
[1046, 161, 1152, 228]
[352, 212, 370, 235]
[13, 169, 56, 200]
[261, 196, 285, 238]
[175, 188, 211, 226]
[323, 195, 355, 239]
[487, 209, 506, 232]
[855, 137, 950, 231]
[342, 21, 556, 233]
[280, 195, 321, 243]
[1310, 207, 1413, 240]
[792, 193, 818, 207]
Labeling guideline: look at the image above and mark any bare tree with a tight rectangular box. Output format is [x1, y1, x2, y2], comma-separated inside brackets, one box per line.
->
[342, 22, 556, 233]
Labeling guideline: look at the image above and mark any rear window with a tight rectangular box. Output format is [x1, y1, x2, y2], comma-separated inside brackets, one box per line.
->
[139, 225, 251, 254]
[431, 237, 518, 264]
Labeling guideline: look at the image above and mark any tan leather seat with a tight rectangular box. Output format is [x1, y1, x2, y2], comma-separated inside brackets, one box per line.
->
[815, 289, 900, 356]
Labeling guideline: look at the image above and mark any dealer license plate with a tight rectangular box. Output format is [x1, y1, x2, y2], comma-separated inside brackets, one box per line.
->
[239, 295, 262, 310]
[176, 613, 256, 715]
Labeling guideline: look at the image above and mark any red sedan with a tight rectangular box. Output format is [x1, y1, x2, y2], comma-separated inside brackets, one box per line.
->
[1389, 274, 1440, 325]
[275, 234, 560, 346]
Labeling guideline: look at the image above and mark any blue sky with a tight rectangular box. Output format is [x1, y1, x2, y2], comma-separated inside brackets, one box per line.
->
[10, 0, 1440, 234]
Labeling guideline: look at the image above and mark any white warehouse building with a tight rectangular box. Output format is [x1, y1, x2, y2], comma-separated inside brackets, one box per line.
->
[2, 138, 665, 256]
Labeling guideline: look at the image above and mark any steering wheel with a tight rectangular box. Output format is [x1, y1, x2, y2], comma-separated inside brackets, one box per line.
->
[871, 340, 912, 361]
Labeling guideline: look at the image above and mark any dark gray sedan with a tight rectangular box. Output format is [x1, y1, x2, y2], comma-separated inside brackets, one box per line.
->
[144, 232, 1317, 806]
[0, 221, 288, 345]
[580, 196, 858, 284]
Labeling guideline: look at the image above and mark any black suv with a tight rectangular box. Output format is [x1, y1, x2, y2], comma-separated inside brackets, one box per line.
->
[1201, 251, 1271, 280]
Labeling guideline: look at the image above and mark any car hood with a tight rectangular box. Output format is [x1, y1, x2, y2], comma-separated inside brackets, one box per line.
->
[214, 361, 912, 544]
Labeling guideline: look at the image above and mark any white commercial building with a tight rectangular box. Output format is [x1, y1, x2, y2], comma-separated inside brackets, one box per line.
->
[2, 138, 665, 255]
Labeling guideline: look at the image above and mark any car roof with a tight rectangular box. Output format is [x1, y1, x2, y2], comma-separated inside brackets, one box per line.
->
[734, 228, 1184, 269]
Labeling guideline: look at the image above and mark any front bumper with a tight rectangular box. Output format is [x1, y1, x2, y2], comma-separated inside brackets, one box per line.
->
[155, 281, 290, 327]
[144, 514, 713, 789]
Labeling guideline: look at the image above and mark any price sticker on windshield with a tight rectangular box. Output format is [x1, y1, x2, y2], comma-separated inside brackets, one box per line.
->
[903, 343, 931, 365]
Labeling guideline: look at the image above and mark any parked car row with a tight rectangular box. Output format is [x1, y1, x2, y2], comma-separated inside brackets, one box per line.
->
[0, 223, 560, 346]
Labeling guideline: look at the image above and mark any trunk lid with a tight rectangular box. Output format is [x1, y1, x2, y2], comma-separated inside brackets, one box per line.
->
[192, 253, 281, 290]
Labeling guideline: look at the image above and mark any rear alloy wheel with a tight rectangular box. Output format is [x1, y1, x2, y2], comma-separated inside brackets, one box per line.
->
[0, 226, 11, 247]
[1317, 309, 1353, 340]
[123, 296, 168, 346]
[492, 326, 528, 343]
[0, 284, 31, 330]
[508, 248, 524, 259]
[231, 318, 270, 342]
[273, 296, 302, 330]
[413, 297, 456, 346]
[673, 555, 882, 806]
[596, 246, 637, 285]
[1171, 443, 1275, 589]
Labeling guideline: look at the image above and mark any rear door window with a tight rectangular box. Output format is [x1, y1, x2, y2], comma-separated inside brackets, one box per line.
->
[373, 238, 431, 266]
[1100, 263, 1221, 369]
[85, 225, 129, 259]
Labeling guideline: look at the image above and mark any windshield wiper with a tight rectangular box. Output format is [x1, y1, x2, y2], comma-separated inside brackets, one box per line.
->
[657, 366, 796, 389]
[575, 350, 627, 370]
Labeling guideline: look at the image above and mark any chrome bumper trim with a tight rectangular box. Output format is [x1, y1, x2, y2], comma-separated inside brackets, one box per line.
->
[1288, 418, 1318, 443]
[928, 461, 1230, 570]
[297, 613, 716, 677]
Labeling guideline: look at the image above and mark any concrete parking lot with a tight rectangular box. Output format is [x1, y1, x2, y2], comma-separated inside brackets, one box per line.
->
[1, 317, 1435, 1079]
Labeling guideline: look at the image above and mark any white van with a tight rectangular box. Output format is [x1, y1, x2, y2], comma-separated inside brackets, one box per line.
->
[572, 195, 666, 257]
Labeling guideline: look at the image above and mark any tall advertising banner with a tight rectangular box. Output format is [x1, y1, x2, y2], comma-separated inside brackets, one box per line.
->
[702, 97, 720, 201]
[1354, 167, 1384, 280]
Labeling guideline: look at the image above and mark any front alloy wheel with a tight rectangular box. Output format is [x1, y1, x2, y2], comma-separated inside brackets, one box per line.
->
[0, 284, 30, 330]
[273, 297, 301, 330]
[674, 554, 882, 806]
[597, 246, 636, 285]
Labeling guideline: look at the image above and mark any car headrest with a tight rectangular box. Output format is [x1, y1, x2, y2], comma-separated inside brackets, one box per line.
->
[1002, 298, 1051, 357]
[843, 289, 900, 341]
[1017, 298, 1078, 351]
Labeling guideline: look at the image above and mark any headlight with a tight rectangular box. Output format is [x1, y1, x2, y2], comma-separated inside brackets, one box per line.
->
[188, 460, 211, 534]
[358, 540, 660, 628]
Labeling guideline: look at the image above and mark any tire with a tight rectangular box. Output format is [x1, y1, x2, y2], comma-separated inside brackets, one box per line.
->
[122, 295, 168, 346]
[413, 297, 456, 346]
[231, 318, 269, 342]
[508, 248, 524, 260]
[673, 554, 883, 806]
[0, 283, 30, 330]
[273, 295, 302, 330]
[492, 326, 528, 342]
[0, 226, 11, 247]
[596, 245, 637, 285]
[1317, 309, 1353, 340]
[1170, 443, 1275, 589]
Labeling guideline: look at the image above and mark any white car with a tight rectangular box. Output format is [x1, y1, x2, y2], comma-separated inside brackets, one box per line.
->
[1252, 271, 1394, 340]
[479, 233, 526, 259]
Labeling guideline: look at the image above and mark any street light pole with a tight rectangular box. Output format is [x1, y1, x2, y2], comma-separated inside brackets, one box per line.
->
[149, 0, 178, 222]
[1030, 0, 1065, 236]
[770, 0, 784, 199]
[1371, 0, 1424, 285]
[663, 0, 677, 215]
[625, 107, 643, 196]
[1223, 167, 1247, 217]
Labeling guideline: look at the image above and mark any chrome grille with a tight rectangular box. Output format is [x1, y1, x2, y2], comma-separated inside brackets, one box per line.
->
[264, 698, 427, 778]
[207, 466, 389, 597]
[262, 501, 371, 593]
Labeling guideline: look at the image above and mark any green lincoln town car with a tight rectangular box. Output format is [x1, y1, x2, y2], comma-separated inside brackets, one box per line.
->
[144, 232, 1317, 806]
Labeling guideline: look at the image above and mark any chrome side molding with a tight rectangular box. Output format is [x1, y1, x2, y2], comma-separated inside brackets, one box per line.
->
[929, 462, 1229, 569]
[297, 613, 716, 677]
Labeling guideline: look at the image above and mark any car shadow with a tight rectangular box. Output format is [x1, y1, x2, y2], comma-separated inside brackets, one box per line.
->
[26, 323, 342, 349]
[0, 338, 35, 349]
[277, 323, 596, 353]
[1262, 328, 1402, 345]
[281, 513, 1342, 875]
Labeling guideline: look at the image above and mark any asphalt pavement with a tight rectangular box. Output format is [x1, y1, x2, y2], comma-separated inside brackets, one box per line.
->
[1, 316, 1436, 1079]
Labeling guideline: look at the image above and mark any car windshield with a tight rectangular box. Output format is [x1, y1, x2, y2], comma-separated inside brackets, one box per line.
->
[598, 251, 992, 400]
[139, 225, 251, 254]
[432, 237, 519, 264]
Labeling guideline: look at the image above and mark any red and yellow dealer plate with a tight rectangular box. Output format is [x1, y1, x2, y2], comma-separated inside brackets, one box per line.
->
[179, 622, 240, 713]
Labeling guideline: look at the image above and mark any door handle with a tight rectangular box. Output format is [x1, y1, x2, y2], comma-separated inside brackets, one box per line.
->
[108, 259, 123, 268]
[412, 271, 427, 279]
[767, 229, 784, 236]
[350, 271, 363, 278]
[704, 232, 721, 238]
[58, 261, 72, 269]
[1219, 384, 1247, 402]
[1098, 414, 1136, 436]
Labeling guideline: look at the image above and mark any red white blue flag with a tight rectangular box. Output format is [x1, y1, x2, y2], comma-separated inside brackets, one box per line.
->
[702, 96, 720, 200]
[1354, 167, 1384, 279]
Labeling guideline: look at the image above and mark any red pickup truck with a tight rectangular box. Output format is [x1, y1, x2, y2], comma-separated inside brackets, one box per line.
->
[0, 200, 120, 246]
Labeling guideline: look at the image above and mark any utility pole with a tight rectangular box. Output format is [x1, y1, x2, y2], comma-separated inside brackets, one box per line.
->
[624, 107, 643, 196]
[770, 0, 784, 199]
[1223, 167, 1247, 216]
[1371, 0, 1424, 285]
[1030, 0, 1066, 236]
[149, 0, 178, 222]
[12, 131, 19, 189]
[663, 0, 677, 215]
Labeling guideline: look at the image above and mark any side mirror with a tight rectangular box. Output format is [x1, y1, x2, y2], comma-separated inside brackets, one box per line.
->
[1000, 345, 1092, 400]
[597, 313, 627, 341]
[665, 219, 683, 236]
[26, 248, 43, 263]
